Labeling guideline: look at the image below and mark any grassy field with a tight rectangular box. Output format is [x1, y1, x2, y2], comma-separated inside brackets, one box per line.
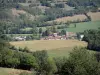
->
[62, 21, 100, 32]
[10, 40, 87, 57]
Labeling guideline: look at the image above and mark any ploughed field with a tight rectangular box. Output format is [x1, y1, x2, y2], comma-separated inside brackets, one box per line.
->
[10, 40, 87, 57]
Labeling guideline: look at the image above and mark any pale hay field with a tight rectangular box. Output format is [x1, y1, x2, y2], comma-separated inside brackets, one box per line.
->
[10, 40, 87, 57]
[54, 15, 87, 23]
[10, 40, 87, 51]
[47, 15, 87, 23]
[87, 12, 100, 21]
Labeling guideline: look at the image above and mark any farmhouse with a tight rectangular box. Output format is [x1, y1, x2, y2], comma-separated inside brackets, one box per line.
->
[14, 36, 26, 41]
[41, 32, 77, 40]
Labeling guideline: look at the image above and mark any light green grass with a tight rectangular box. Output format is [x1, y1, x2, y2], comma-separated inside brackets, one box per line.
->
[64, 21, 100, 32]
[47, 47, 96, 58]
[47, 47, 73, 58]
[0, 68, 8, 75]
[21, 27, 32, 31]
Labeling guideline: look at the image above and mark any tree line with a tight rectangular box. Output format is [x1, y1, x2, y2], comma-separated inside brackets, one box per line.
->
[83, 28, 100, 51]
[0, 24, 100, 75]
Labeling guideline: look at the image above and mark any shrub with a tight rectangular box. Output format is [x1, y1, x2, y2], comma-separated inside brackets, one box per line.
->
[60, 47, 100, 75]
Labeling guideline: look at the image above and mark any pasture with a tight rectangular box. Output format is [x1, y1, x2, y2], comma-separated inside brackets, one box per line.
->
[10, 40, 87, 57]
[61, 21, 100, 32]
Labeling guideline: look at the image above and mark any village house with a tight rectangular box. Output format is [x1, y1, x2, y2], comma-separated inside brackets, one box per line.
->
[79, 34, 84, 41]
[41, 32, 77, 40]
[14, 36, 26, 41]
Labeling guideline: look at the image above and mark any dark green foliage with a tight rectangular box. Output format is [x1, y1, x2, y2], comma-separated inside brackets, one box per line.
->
[60, 30, 66, 35]
[39, 28, 43, 34]
[19, 52, 37, 70]
[54, 57, 67, 74]
[60, 47, 100, 75]
[83, 28, 100, 51]
[55, 3, 65, 8]
[32, 25, 38, 36]
[33, 50, 57, 75]
[67, 0, 100, 7]
[0, 45, 38, 70]
[0, 43, 20, 68]
[51, 25, 57, 33]
[95, 52, 100, 62]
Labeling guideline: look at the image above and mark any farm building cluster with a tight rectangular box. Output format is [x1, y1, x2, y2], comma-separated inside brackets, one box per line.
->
[13, 36, 26, 41]
[41, 32, 77, 40]
[13, 32, 84, 41]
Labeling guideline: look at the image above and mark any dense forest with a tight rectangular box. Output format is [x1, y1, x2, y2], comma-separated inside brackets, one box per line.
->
[0, 0, 99, 35]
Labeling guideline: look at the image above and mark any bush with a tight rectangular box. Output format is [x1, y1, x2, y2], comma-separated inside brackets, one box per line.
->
[60, 47, 100, 75]
[33, 50, 57, 75]
[83, 28, 100, 51]
[19, 53, 37, 70]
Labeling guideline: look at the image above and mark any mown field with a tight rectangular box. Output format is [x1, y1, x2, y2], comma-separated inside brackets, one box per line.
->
[10, 40, 87, 57]
[0, 67, 30, 75]
[47, 14, 87, 23]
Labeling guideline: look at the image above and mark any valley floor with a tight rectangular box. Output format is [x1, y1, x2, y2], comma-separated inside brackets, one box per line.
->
[10, 40, 87, 57]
